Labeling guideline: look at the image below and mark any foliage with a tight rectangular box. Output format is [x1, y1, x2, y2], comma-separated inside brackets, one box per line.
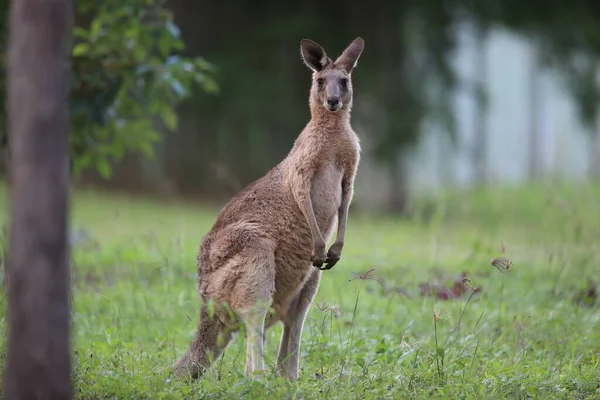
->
[0, 0, 218, 178]
[70, 0, 219, 178]
[1, 183, 599, 398]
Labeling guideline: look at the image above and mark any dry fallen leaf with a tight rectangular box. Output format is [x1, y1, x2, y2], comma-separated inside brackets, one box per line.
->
[491, 256, 514, 273]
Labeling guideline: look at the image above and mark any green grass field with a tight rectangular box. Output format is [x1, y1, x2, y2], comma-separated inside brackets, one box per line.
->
[1, 182, 600, 399]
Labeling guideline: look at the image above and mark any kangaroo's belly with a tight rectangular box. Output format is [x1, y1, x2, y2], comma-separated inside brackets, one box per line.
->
[311, 162, 343, 240]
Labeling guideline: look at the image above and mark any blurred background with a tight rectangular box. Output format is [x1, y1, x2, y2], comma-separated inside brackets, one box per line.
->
[1, 0, 600, 213]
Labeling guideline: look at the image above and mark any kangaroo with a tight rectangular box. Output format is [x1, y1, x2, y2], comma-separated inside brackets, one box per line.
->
[171, 37, 364, 380]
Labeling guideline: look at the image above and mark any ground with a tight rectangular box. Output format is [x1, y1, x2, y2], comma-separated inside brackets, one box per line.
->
[0, 182, 600, 399]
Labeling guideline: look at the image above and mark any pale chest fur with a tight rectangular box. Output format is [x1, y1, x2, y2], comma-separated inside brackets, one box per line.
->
[310, 130, 360, 240]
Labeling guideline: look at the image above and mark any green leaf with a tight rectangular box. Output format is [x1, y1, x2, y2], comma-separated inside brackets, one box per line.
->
[201, 77, 219, 94]
[96, 158, 112, 179]
[159, 107, 177, 131]
[72, 43, 90, 56]
[89, 18, 103, 40]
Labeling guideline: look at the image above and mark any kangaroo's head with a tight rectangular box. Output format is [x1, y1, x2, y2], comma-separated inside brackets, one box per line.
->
[300, 37, 364, 114]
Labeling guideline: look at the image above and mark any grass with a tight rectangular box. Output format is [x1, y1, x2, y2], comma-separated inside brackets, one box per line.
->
[1, 182, 600, 399]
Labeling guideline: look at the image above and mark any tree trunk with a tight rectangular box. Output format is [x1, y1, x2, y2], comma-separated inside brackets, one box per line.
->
[390, 154, 408, 213]
[379, 14, 410, 214]
[4, 0, 72, 398]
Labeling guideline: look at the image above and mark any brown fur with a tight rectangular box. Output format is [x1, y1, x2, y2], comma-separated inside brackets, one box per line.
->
[171, 37, 364, 380]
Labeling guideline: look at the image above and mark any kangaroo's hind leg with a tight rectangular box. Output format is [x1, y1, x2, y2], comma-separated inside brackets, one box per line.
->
[277, 268, 321, 379]
[228, 242, 276, 376]
[171, 305, 238, 379]
[172, 234, 276, 379]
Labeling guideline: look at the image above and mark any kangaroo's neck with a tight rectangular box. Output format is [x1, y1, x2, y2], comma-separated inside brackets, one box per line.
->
[309, 104, 351, 130]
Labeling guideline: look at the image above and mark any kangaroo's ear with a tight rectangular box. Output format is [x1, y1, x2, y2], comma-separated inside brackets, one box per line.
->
[300, 39, 331, 72]
[334, 37, 364, 74]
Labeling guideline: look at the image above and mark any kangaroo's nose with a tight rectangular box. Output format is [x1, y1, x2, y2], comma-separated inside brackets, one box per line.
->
[327, 97, 340, 108]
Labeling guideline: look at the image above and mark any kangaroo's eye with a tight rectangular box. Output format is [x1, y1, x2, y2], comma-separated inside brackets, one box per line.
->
[340, 78, 348, 88]
[317, 78, 324, 88]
